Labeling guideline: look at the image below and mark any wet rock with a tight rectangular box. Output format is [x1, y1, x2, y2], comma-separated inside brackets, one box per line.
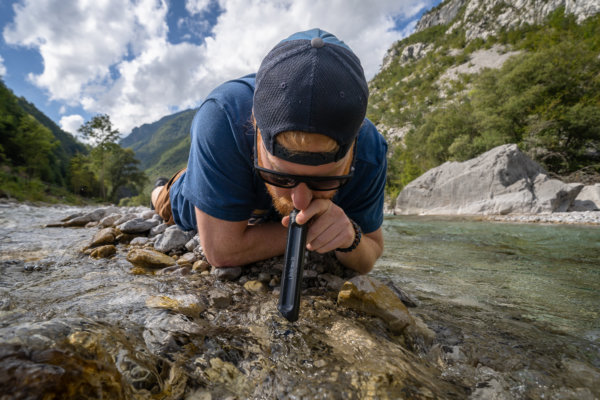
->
[209, 288, 232, 308]
[243, 280, 267, 294]
[58, 207, 118, 227]
[90, 245, 117, 259]
[129, 236, 149, 246]
[204, 357, 252, 398]
[154, 227, 194, 253]
[126, 249, 175, 269]
[117, 218, 159, 234]
[177, 252, 197, 266]
[257, 272, 271, 283]
[192, 260, 210, 273]
[89, 227, 118, 247]
[385, 280, 420, 307]
[211, 266, 242, 281]
[115, 232, 137, 244]
[337, 275, 414, 334]
[145, 295, 205, 318]
[318, 273, 345, 291]
[85, 221, 99, 228]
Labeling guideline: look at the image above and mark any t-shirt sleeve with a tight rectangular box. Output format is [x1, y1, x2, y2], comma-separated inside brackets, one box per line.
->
[181, 99, 256, 222]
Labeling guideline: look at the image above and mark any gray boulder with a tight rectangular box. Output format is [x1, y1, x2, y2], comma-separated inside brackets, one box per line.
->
[568, 184, 600, 211]
[395, 144, 583, 215]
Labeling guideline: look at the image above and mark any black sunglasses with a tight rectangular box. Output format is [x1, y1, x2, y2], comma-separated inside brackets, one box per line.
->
[253, 134, 355, 191]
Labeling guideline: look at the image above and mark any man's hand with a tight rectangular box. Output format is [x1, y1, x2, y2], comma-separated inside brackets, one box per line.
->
[282, 199, 354, 253]
[281, 199, 383, 274]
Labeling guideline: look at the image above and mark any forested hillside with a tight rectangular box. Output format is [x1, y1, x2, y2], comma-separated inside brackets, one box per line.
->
[120, 108, 196, 190]
[0, 79, 89, 201]
[368, 2, 600, 200]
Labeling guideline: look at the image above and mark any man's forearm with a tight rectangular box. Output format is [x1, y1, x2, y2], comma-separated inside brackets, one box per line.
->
[334, 230, 383, 274]
[196, 208, 287, 267]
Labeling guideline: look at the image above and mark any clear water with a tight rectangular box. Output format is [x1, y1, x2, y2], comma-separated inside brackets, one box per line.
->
[374, 216, 600, 398]
[1, 204, 599, 398]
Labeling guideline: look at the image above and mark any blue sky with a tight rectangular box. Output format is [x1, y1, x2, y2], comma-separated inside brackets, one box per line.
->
[0, 0, 441, 138]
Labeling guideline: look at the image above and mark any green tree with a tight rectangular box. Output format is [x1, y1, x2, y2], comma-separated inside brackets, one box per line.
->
[78, 114, 121, 200]
[104, 143, 146, 202]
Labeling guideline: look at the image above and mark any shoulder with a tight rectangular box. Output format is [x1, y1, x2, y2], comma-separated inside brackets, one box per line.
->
[202, 74, 256, 111]
[356, 118, 387, 165]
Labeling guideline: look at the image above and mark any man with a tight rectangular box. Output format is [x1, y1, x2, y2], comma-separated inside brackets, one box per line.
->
[152, 29, 387, 274]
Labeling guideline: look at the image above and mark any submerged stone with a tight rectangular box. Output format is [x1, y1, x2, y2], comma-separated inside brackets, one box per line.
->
[126, 249, 175, 269]
[90, 245, 117, 259]
[337, 275, 414, 334]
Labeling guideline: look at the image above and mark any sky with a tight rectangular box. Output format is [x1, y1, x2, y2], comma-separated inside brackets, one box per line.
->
[0, 0, 441, 139]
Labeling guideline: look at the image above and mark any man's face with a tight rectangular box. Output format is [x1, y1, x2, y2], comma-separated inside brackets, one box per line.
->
[256, 135, 353, 216]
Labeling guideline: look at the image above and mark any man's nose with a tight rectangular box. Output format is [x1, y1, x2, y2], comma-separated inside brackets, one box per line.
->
[291, 183, 313, 210]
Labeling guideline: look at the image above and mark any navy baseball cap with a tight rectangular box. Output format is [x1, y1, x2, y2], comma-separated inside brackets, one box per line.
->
[253, 29, 368, 166]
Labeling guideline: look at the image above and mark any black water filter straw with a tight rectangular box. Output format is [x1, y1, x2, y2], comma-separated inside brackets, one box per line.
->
[278, 209, 307, 322]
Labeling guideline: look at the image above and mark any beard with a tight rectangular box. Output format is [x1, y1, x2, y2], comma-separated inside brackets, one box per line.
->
[266, 184, 295, 216]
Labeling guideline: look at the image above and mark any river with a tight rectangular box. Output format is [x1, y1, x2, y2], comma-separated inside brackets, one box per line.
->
[1, 203, 599, 399]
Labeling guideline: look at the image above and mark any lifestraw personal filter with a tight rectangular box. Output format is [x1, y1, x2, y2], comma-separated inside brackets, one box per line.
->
[278, 209, 307, 322]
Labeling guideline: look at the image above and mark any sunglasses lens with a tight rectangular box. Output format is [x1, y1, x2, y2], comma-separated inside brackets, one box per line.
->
[258, 171, 297, 188]
[306, 178, 348, 191]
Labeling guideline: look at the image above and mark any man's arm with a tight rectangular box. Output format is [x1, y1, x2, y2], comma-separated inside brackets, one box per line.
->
[289, 199, 384, 274]
[195, 207, 288, 267]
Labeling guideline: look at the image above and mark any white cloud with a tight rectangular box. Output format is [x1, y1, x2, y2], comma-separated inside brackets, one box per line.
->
[186, 0, 212, 15]
[3, 0, 435, 134]
[60, 114, 85, 136]
[0, 55, 6, 76]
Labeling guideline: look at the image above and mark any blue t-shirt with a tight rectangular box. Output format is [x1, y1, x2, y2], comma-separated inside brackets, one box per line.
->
[170, 74, 387, 234]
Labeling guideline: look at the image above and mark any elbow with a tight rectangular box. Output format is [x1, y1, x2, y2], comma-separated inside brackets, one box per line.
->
[202, 245, 243, 268]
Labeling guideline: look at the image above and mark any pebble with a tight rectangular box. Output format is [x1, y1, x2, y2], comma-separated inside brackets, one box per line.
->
[90, 245, 117, 259]
[192, 260, 211, 272]
[118, 218, 159, 234]
[126, 248, 176, 269]
[154, 228, 194, 253]
[211, 266, 242, 281]
[243, 280, 267, 294]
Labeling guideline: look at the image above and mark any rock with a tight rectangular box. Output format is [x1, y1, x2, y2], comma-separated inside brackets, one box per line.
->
[185, 236, 199, 252]
[149, 223, 167, 237]
[89, 227, 118, 247]
[177, 252, 197, 265]
[395, 144, 583, 215]
[568, 184, 600, 211]
[192, 260, 211, 272]
[126, 249, 176, 269]
[209, 289, 232, 308]
[243, 280, 267, 294]
[60, 207, 117, 227]
[113, 213, 138, 226]
[318, 273, 345, 291]
[210, 266, 242, 281]
[139, 210, 156, 219]
[337, 276, 413, 334]
[154, 227, 194, 253]
[129, 236, 149, 246]
[257, 272, 271, 283]
[117, 218, 159, 234]
[90, 245, 116, 259]
[99, 213, 122, 228]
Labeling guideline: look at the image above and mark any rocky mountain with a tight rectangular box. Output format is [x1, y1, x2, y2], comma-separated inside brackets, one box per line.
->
[370, 0, 600, 202]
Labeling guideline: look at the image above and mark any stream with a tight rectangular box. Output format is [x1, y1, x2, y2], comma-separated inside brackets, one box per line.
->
[1, 203, 599, 399]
